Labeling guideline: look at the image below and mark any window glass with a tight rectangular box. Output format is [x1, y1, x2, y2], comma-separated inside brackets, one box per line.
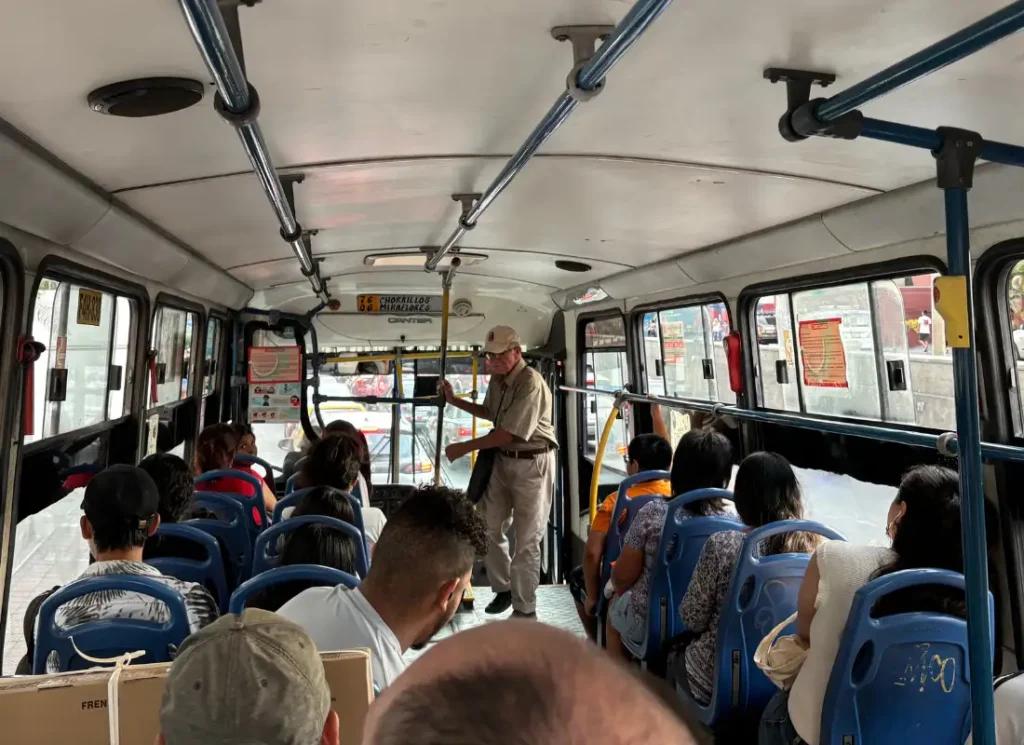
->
[27, 280, 133, 443]
[203, 317, 222, 396]
[642, 302, 735, 447]
[149, 306, 196, 407]
[1007, 261, 1024, 433]
[582, 316, 630, 484]
[757, 271, 951, 428]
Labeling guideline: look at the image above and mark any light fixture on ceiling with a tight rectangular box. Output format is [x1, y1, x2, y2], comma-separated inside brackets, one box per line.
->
[569, 286, 609, 306]
[364, 251, 487, 268]
[87, 78, 205, 117]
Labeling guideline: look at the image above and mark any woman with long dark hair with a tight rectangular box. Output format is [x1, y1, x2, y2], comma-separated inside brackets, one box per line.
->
[677, 452, 819, 703]
[194, 423, 277, 521]
[670, 428, 733, 516]
[760, 465, 967, 745]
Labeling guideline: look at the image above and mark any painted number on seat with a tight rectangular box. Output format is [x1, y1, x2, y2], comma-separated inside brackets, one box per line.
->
[76, 289, 103, 326]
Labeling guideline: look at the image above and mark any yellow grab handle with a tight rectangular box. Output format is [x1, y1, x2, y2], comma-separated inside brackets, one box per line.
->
[590, 406, 621, 525]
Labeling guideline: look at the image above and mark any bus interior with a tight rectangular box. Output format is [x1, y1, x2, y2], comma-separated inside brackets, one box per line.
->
[2, 0, 1024, 742]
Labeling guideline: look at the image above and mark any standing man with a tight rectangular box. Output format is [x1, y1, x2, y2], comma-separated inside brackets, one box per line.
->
[917, 309, 933, 353]
[442, 326, 557, 618]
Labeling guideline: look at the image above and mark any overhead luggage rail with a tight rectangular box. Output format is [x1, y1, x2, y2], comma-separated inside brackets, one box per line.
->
[424, 0, 676, 272]
[178, 0, 329, 302]
[760, 10, 1024, 741]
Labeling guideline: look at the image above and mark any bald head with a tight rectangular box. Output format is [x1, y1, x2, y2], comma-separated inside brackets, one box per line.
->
[365, 621, 706, 745]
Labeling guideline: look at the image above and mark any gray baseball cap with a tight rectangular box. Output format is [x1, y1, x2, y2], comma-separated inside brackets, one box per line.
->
[160, 609, 330, 745]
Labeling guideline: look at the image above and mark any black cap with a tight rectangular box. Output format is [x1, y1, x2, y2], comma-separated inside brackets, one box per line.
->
[81, 464, 159, 528]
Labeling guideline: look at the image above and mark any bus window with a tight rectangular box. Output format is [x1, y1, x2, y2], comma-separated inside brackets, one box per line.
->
[203, 317, 222, 397]
[408, 353, 488, 489]
[145, 305, 199, 459]
[27, 280, 134, 443]
[756, 271, 951, 429]
[1006, 260, 1024, 432]
[582, 316, 629, 482]
[642, 301, 735, 448]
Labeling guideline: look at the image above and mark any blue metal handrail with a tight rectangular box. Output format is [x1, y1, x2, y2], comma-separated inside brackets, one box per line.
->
[858, 118, 1024, 167]
[816, 1, 1024, 121]
[424, 0, 676, 271]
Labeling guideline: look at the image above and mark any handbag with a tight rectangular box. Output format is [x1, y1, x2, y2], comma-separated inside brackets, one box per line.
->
[753, 612, 809, 690]
[466, 448, 497, 504]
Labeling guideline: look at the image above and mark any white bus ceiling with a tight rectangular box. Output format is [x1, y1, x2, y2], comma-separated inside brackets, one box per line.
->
[1, 2, 1024, 345]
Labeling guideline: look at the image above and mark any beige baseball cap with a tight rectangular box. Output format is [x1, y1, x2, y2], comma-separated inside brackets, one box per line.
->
[160, 609, 330, 745]
[482, 325, 522, 354]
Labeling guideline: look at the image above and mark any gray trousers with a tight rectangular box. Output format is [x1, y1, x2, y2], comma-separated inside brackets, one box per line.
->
[480, 450, 555, 614]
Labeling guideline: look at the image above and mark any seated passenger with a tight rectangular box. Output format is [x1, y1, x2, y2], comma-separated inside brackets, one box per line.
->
[322, 419, 375, 503]
[759, 465, 966, 745]
[140, 451, 236, 589]
[967, 671, 1024, 745]
[195, 423, 276, 522]
[569, 433, 673, 640]
[278, 485, 487, 690]
[676, 452, 820, 704]
[22, 465, 219, 673]
[364, 621, 708, 745]
[246, 486, 359, 612]
[158, 609, 340, 745]
[606, 429, 732, 660]
[297, 432, 387, 550]
[231, 422, 258, 457]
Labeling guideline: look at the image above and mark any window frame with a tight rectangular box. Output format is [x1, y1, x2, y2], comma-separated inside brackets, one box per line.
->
[576, 311, 630, 476]
[147, 294, 204, 416]
[737, 256, 947, 432]
[203, 312, 229, 399]
[22, 258, 149, 456]
[631, 293, 735, 404]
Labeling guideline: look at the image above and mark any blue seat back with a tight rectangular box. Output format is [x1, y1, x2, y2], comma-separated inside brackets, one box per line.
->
[233, 454, 278, 489]
[639, 488, 742, 659]
[252, 515, 369, 578]
[34, 575, 191, 673]
[272, 487, 366, 536]
[229, 564, 359, 614]
[598, 470, 671, 584]
[147, 523, 230, 613]
[188, 492, 253, 584]
[692, 520, 844, 725]
[821, 569, 992, 745]
[195, 468, 267, 544]
[286, 472, 300, 494]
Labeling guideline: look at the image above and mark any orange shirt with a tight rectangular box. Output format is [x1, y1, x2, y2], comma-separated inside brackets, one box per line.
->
[591, 478, 672, 534]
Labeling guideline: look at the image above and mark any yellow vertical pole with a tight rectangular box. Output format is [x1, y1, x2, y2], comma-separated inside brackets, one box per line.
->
[590, 406, 621, 524]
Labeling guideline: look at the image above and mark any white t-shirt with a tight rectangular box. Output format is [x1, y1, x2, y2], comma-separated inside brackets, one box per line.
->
[788, 541, 896, 745]
[918, 314, 932, 335]
[277, 585, 405, 689]
[967, 672, 1024, 745]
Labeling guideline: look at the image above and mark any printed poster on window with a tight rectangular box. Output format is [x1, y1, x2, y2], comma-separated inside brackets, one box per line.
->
[798, 318, 849, 388]
[248, 346, 302, 423]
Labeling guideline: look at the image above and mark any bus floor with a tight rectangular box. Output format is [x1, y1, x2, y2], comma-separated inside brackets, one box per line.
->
[403, 584, 585, 664]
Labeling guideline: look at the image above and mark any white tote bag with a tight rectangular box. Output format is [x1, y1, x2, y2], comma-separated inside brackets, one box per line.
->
[753, 612, 809, 691]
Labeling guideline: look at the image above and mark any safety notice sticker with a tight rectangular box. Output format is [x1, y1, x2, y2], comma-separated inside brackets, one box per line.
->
[798, 318, 849, 388]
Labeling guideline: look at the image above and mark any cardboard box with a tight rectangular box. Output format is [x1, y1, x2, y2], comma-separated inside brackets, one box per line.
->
[0, 649, 373, 745]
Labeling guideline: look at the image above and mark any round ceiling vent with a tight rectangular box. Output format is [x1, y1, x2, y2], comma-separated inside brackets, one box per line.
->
[555, 260, 592, 273]
[88, 78, 205, 117]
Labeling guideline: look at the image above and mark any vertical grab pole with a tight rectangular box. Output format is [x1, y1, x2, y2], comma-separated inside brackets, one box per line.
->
[433, 264, 457, 486]
[934, 130, 996, 745]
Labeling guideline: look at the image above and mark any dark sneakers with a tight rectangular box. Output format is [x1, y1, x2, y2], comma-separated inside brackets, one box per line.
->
[485, 591, 513, 614]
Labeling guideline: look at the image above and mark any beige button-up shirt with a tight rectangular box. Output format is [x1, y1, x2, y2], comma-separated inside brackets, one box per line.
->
[482, 359, 557, 451]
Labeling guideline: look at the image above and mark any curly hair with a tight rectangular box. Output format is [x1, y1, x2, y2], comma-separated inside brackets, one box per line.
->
[371, 485, 486, 596]
[138, 452, 194, 523]
[195, 423, 239, 474]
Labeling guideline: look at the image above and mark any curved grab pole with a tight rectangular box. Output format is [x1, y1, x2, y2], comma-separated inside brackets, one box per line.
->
[588, 393, 627, 524]
[424, 0, 676, 272]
